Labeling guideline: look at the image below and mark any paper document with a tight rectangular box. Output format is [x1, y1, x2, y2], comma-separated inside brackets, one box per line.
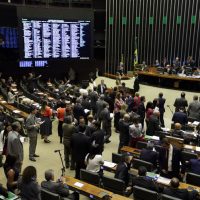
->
[74, 182, 84, 188]
[193, 121, 200, 126]
[13, 110, 21, 114]
[104, 161, 117, 168]
[157, 177, 171, 185]
[84, 109, 90, 114]
[110, 113, 114, 118]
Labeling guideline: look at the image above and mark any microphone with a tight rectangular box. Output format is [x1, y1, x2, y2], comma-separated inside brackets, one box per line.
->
[54, 149, 62, 153]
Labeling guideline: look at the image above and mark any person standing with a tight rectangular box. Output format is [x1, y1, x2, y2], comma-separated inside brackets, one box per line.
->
[157, 92, 166, 127]
[57, 102, 66, 143]
[133, 73, 140, 94]
[137, 96, 146, 129]
[25, 107, 40, 162]
[7, 87, 16, 104]
[40, 101, 52, 143]
[97, 80, 107, 95]
[71, 125, 90, 179]
[7, 122, 23, 172]
[62, 116, 76, 169]
[174, 92, 188, 112]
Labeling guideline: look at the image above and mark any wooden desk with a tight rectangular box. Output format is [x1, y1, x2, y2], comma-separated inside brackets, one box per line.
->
[120, 146, 141, 157]
[64, 176, 130, 200]
[0, 99, 28, 119]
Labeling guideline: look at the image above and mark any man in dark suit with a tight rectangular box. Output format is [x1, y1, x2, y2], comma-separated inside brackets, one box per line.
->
[140, 142, 158, 169]
[174, 92, 188, 112]
[97, 79, 107, 94]
[187, 95, 200, 121]
[25, 106, 40, 162]
[115, 155, 131, 186]
[133, 73, 140, 94]
[99, 102, 112, 143]
[90, 121, 104, 154]
[137, 96, 145, 128]
[96, 95, 106, 121]
[146, 110, 162, 136]
[71, 125, 90, 179]
[73, 99, 86, 122]
[163, 177, 198, 200]
[157, 92, 166, 127]
[41, 169, 78, 200]
[172, 107, 188, 125]
[157, 138, 182, 179]
[88, 87, 98, 115]
[118, 114, 131, 153]
[132, 166, 159, 192]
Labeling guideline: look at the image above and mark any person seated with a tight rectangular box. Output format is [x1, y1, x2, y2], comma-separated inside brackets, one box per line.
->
[3, 155, 19, 192]
[155, 59, 160, 67]
[41, 169, 78, 200]
[187, 152, 200, 175]
[140, 142, 158, 169]
[115, 155, 131, 187]
[85, 146, 104, 173]
[17, 166, 41, 200]
[171, 123, 184, 138]
[172, 107, 188, 126]
[163, 177, 198, 200]
[131, 166, 159, 192]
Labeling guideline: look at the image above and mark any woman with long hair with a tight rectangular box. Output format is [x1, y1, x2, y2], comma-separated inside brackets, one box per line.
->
[18, 166, 40, 200]
[40, 101, 52, 143]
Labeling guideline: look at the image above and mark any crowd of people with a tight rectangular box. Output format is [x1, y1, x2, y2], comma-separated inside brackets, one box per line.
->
[0, 70, 200, 199]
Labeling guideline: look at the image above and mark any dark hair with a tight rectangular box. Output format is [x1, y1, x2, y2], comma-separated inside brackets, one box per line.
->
[64, 116, 72, 124]
[138, 166, 147, 176]
[22, 166, 37, 184]
[41, 101, 48, 112]
[86, 146, 98, 164]
[181, 92, 185, 98]
[146, 101, 154, 111]
[60, 101, 66, 108]
[78, 124, 86, 133]
[3, 122, 12, 141]
[194, 95, 198, 101]
[170, 177, 180, 188]
[159, 92, 163, 98]
[93, 121, 101, 129]
[140, 96, 145, 102]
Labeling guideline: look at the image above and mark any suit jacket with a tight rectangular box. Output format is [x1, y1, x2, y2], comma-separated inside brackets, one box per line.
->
[62, 123, 76, 145]
[133, 77, 140, 92]
[146, 115, 161, 136]
[71, 132, 90, 162]
[172, 111, 188, 125]
[174, 97, 188, 112]
[189, 159, 200, 175]
[157, 146, 182, 175]
[90, 129, 104, 153]
[115, 162, 130, 186]
[97, 84, 107, 94]
[119, 120, 130, 145]
[7, 131, 23, 162]
[96, 99, 106, 119]
[163, 187, 189, 200]
[41, 180, 69, 198]
[26, 114, 39, 137]
[140, 148, 158, 168]
[73, 103, 86, 121]
[132, 176, 159, 192]
[137, 102, 145, 119]
[158, 97, 166, 113]
[187, 101, 200, 121]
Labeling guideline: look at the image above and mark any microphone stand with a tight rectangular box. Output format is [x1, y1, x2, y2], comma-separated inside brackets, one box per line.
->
[55, 150, 65, 177]
[167, 105, 174, 115]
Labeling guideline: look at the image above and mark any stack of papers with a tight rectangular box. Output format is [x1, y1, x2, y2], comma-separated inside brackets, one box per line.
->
[103, 161, 117, 168]
[74, 182, 84, 188]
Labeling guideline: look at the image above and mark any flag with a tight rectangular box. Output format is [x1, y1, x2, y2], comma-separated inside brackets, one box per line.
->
[134, 38, 138, 66]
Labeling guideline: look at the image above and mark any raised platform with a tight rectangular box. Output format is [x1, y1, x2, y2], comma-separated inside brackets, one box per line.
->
[104, 73, 133, 80]
[137, 67, 200, 91]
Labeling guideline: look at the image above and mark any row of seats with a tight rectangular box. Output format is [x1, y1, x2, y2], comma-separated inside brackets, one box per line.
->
[133, 185, 182, 200]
